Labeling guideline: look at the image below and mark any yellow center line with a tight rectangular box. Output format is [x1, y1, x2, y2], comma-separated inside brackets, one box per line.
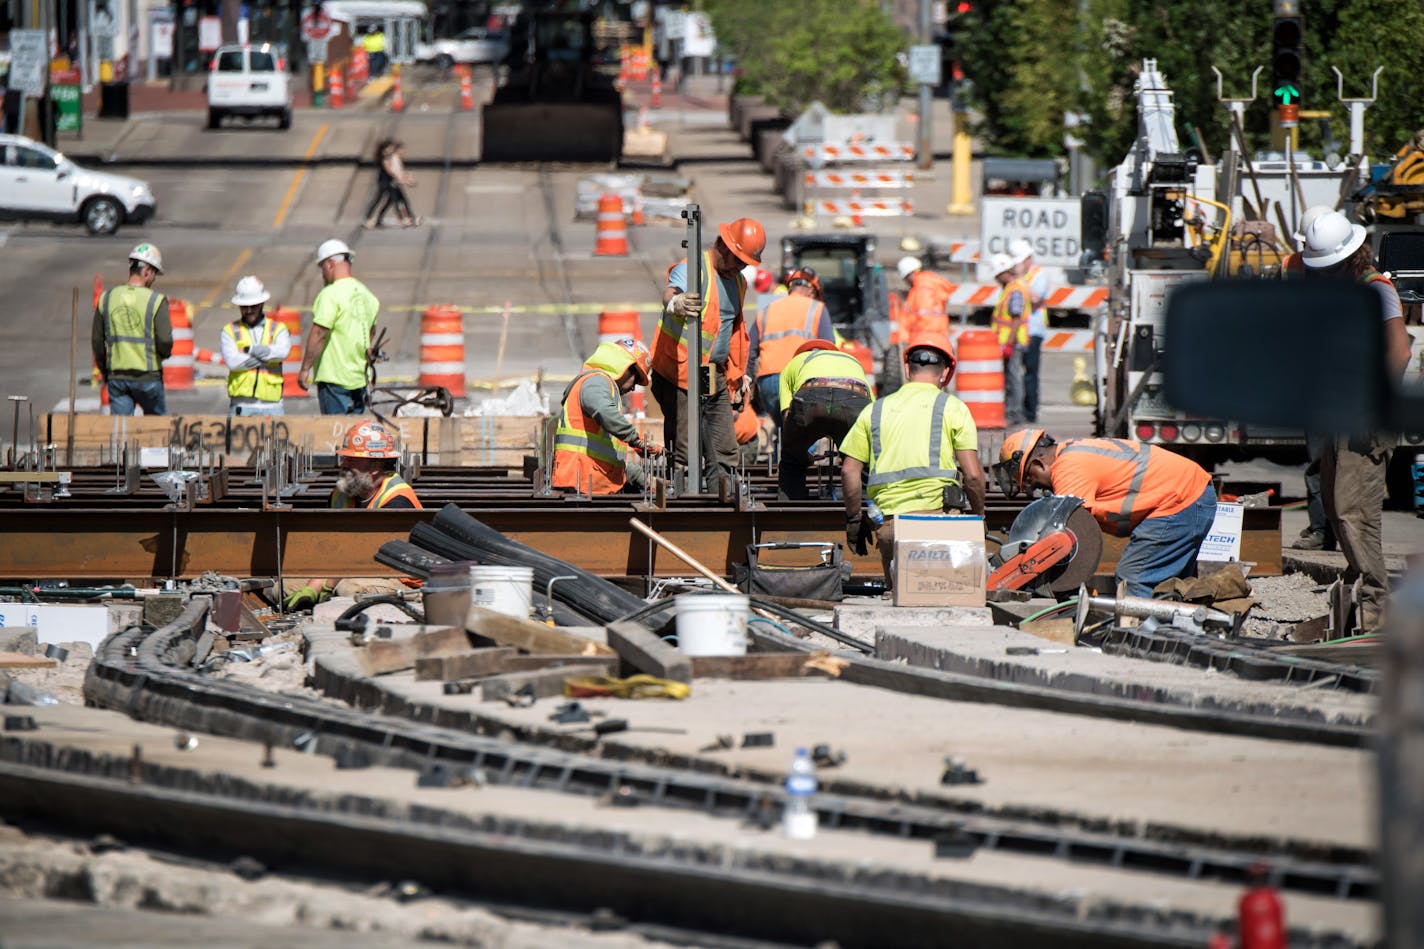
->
[197, 246, 252, 310]
[273, 121, 330, 229]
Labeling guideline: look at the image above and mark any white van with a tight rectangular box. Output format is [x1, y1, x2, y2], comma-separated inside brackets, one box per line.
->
[207, 44, 292, 130]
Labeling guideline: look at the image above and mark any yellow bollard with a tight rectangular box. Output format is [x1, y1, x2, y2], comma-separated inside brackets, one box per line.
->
[1070, 356, 1097, 407]
[946, 108, 974, 216]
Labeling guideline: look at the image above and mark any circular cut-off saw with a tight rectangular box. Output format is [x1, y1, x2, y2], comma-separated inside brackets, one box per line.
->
[988, 496, 1103, 595]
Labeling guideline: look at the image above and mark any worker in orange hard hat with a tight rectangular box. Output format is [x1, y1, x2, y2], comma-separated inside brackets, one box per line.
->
[553, 338, 663, 495]
[747, 266, 835, 428]
[652, 216, 766, 485]
[283, 419, 423, 611]
[993, 428, 1215, 598]
[776, 338, 871, 499]
[839, 334, 984, 587]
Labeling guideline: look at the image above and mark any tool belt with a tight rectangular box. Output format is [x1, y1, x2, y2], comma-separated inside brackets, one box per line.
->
[734, 542, 849, 602]
[803, 378, 870, 396]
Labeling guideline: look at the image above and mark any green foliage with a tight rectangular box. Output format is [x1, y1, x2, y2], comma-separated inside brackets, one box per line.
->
[705, 0, 907, 114]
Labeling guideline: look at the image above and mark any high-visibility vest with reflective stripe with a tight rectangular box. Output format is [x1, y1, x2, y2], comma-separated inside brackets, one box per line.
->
[552, 369, 627, 494]
[651, 252, 747, 387]
[1023, 264, 1047, 322]
[1054, 437, 1209, 536]
[867, 388, 960, 488]
[102, 285, 163, 374]
[329, 472, 422, 509]
[222, 318, 284, 402]
[992, 277, 1030, 347]
[902, 270, 952, 337]
[754, 295, 826, 378]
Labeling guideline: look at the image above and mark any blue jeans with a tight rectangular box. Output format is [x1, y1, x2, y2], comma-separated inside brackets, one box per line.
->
[756, 375, 782, 427]
[1115, 486, 1218, 597]
[107, 378, 166, 416]
[1022, 335, 1043, 423]
[317, 383, 367, 415]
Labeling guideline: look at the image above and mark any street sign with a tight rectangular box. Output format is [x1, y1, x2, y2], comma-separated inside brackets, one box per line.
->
[301, 9, 334, 41]
[9, 30, 47, 97]
[908, 44, 941, 86]
[306, 37, 329, 64]
[980, 196, 1083, 271]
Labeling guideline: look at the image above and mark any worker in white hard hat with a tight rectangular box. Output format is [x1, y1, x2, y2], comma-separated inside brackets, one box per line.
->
[990, 251, 1029, 427]
[299, 239, 381, 415]
[1009, 238, 1048, 423]
[220, 276, 291, 416]
[1299, 211, 1412, 634]
[1281, 204, 1335, 276]
[896, 255, 952, 340]
[92, 243, 173, 416]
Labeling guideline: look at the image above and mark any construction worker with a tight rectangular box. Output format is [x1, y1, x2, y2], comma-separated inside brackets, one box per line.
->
[283, 419, 422, 611]
[747, 267, 835, 425]
[220, 276, 291, 416]
[299, 239, 380, 415]
[1009, 238, 1049, 424]
[92, 243, 172, 416]
[896, 256, 952, 339]
[777, 339, 871, 500]
[839, 335, 986, 587]
[552, 337, 663, 495]
[991, 252, 1029, 427]
[1299, 211, 1412, 632]
[362, 25, 387, 78]
[995, 429, 1216, 598]
[654, 217, 765, 484]
[1281, 204, 1333, 276]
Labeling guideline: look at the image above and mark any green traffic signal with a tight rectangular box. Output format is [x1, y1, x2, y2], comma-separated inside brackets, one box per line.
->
[1273, 83, 1300, 105]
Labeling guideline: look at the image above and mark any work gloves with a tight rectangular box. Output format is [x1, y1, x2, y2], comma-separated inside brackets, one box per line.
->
[668, 291, 703, 319]
[283, 583, 333, 612]
[248, 344, 272, 362]
[631, 438, 665, 458]
[845, 514, 876, 557]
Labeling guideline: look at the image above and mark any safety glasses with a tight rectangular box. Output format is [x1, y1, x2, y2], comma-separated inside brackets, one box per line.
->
[989, 452, 1024, 499]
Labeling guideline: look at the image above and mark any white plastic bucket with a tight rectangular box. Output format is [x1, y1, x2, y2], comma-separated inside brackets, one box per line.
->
[468, 565, 534, 619]
[675, 593, 749, 657]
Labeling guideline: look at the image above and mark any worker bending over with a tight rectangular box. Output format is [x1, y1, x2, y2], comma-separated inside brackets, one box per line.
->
[777, 339, 871, 500]
[552, 337, 663, 495]
[995, 430, 1216, 597]
[220, 275, 291, 416]
[284, 420, 422, 610]
[839, 336, 985, 587]
[747, 267, 834, 424]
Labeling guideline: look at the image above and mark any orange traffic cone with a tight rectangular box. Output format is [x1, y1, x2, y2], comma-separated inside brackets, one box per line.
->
[593, 193, 629, 256]
[329, 68, 345, 109]
[391, 67, 404, 113]
[651, 72, 662, 108]
[459, 68, 473, 111]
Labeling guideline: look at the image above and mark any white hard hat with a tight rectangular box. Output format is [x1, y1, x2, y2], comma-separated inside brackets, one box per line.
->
[1292, 204, 1335, 244]
[231, 275, 271, 307]
[897, 256, 922, 280]
[1009, 238, 1034, 265]
[991, 252, 1017, 276]
[316, 239, 352, 265]
[1301, 211, 1367, 269]
[128, 242, 163, 274]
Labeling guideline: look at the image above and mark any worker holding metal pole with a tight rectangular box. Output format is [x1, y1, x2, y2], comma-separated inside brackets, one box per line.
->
[652, 213, 765, 491]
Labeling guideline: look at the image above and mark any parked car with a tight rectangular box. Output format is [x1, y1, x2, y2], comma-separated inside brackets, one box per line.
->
[207, 43, 292, 130]
[0, 134, 155, 235]
[415, 28, 510, 70]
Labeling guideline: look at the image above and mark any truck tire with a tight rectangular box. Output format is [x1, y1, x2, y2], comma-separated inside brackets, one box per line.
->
[207, 108, 223, 130]
[876, 344, 904, 396]
[82, 197, 123, 236]
[278, 108, 291, 130]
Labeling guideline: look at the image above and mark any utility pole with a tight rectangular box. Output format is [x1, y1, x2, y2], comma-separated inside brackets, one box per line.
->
[915, 0, 933, 171]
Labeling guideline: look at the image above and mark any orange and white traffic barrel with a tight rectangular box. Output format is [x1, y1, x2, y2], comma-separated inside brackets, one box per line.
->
[598, 309, 642, 344]
[953, 329, 1006, 430]
[163, 298, 195, 391]
[418, 305, 466, 397]
[593, 193, 629, 256]
[271, 308, 307, 397]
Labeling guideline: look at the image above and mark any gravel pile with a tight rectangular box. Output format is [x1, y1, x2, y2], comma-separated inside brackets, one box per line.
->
[1241, 572, 1329, 640]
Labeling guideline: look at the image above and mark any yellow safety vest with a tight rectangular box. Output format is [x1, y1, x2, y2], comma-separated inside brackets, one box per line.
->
[222, 318, 284, 402]
[102, 285, 163, 374]
[867, 386, 961, 489]
[992, 277, 1030, 347]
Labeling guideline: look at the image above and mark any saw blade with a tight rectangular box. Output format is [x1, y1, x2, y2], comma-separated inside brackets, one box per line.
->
[1041, 505, 1103, 594]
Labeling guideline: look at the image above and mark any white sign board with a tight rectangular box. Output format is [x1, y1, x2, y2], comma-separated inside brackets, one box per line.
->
[198, 15, 223, 52]
[307, 37, 328, 64]
[1197, 502, 1245, 563]
[683, 11, 716, 57]
[980, 196, 1082, 269]
[662, 9, 686, 39]
[153, 21, 175, 59]
[0, 603, 110, 647]
[9, 30, 48, 97]
[908, 44, 941, 86]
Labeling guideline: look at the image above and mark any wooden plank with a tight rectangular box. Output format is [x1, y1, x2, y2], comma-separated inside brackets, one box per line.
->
[356, 626, 471, 676]
[0, 652, 57, 670]
[500, 653, 620, 675]
[466, 606, 615, 657]
[479, 664, 611, 702]
[605, 621, 692, 683]
[413, 646, 517, 682]
[690, 653, 814, 680]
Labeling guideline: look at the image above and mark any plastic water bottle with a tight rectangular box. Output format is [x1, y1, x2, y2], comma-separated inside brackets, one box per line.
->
[783, 747, 818, 840]
[866, 500, 884, 528]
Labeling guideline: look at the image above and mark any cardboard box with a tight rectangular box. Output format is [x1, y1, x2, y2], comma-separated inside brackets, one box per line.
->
[892, 515, 987, 607]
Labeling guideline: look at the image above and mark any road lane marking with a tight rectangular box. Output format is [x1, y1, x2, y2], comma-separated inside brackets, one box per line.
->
[273, 122, 330, 229]
[198, 247, 252, 310]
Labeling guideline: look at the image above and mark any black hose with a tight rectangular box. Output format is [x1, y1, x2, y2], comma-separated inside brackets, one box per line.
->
[337, 596, 425, 624]
[375, 540, 452, 580]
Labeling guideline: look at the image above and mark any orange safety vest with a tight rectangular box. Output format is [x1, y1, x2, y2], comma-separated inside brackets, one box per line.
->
[992, 277, 1030, 347]
[1051, 438, 1211, 536]
[754, 295, 827, 378]
[552, 369, 628, 495]
[652, 252, 749, 388]
[329, 472, 423, 509]
[902, 270, 952, 337]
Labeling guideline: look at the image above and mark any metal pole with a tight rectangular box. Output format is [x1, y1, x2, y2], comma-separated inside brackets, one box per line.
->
[67, 288, 79, 466]
[916, 0, 932, 171]
[681, 203, 703, 494]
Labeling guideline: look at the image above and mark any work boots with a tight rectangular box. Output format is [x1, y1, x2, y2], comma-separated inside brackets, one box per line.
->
[1291, 528, 1337, 552]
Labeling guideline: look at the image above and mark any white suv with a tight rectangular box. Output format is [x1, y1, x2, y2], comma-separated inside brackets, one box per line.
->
[0, 134, 156, 235]
[207, 44, 292, 130]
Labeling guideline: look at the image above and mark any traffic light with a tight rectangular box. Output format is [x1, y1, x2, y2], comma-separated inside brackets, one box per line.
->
[1271, 0, 1303, 109]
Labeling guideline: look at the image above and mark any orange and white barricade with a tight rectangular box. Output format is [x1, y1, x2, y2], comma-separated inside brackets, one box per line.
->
[418, 305, 466, 397]
[271, 308, 307, 397]
[163, 299, 195, 391]
[953, 329, 1005, 430]
[593, 193, 628, 256]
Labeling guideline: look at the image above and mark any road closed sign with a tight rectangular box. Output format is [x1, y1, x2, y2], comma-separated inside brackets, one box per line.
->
[980, 197, 1082, 269]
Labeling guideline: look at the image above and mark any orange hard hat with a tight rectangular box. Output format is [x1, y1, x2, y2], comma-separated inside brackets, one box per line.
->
[718, 217, 766, 267]
[783, 267, 822, 299]
[903, 332, 957, 376]
[338, 420, 401, 460]
[794, 338, 838, 356]
[998, 428, 1046, 492]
